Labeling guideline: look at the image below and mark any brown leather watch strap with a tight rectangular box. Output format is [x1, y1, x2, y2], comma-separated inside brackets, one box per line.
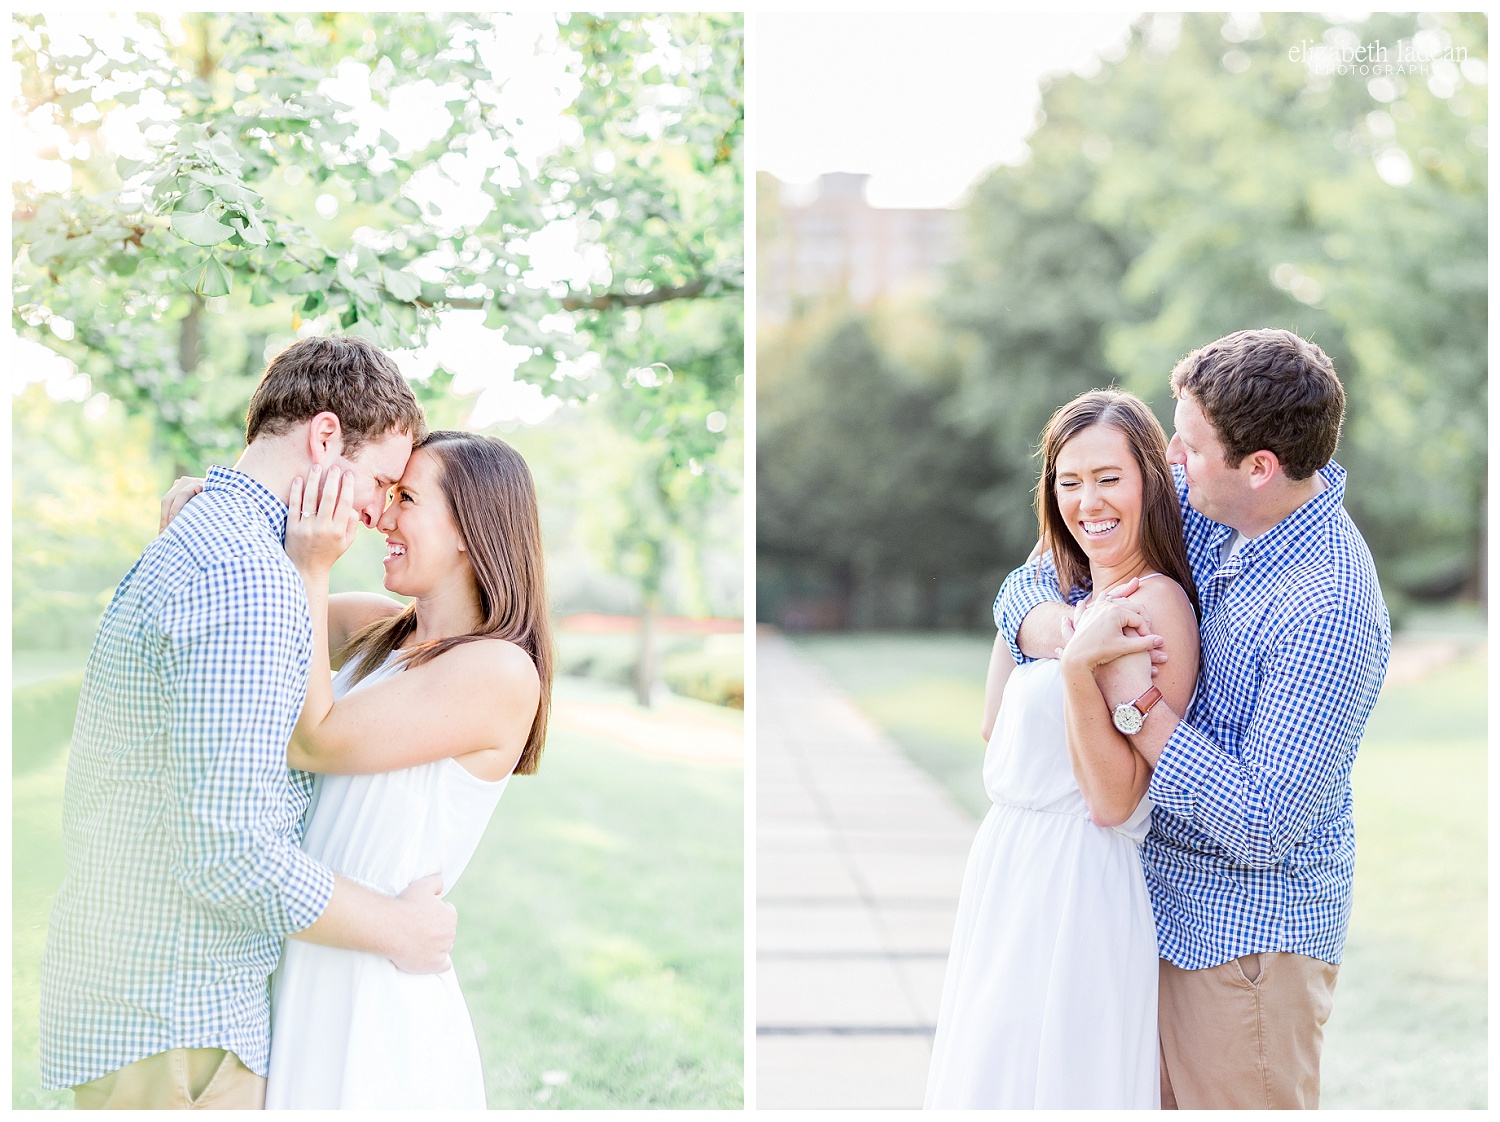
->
[1133, 686, 1163, 716]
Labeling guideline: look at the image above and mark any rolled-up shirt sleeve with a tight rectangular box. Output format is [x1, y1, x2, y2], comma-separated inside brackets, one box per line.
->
[992, 552, 1067, 665]
[160, 556, 335, 935]
[1147, 599, 1390, 869]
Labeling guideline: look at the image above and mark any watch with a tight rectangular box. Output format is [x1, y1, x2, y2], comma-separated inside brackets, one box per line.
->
[1111, 686, 1162, 735]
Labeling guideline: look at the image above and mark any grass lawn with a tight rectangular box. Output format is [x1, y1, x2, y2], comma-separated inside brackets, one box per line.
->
[793, 629, 1486, 1110]
[13, 679, 743, 1109]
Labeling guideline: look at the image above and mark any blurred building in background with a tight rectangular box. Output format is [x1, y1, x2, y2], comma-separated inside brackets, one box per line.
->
[759, 172, 962, 322]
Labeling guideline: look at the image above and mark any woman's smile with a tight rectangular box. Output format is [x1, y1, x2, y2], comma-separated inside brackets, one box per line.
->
[1081, 517, 1121, 539]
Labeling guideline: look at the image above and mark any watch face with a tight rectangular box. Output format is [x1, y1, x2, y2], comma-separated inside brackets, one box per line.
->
[1112, 702, 1144, 735]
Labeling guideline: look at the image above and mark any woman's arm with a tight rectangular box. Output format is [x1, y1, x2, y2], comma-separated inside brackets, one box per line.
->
[284, 465, 539, 783]
[289, 639, 539, 780]
[1059, 579, 1200, 827]
[284, 466, 361, 774]
[981, 631, 1016, 742]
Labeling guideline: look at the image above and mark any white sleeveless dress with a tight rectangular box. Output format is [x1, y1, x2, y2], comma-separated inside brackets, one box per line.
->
[265, 651, 510, 1110]
[924, 656, 1159, 1109]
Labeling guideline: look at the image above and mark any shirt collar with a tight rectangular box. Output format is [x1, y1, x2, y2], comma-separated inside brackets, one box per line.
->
[203, 464, 290, 542]
[1236, 460, 1346, 562]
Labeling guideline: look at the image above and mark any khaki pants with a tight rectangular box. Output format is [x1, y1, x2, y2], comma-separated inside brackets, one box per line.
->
[1159, 953, 1338, 1109]
[73, 1048, 265, 1110]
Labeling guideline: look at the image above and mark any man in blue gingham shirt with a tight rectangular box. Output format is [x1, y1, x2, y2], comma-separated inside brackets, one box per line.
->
[994, 330, 1390, 1109]
[39, 336, 448, 1108]
[41, 467, 332, 1090]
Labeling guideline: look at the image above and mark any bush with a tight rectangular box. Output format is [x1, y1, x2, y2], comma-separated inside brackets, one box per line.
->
[13, 671, 83, 777]
[660, 635, 744, 709]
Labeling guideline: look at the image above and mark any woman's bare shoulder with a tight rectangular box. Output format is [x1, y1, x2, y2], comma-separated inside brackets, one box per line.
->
[1129, 574, 1194, 614]
[1129, 575, 1200, 652]
[426, 636, 541, 693]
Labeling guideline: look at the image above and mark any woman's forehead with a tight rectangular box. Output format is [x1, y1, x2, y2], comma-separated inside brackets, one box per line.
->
[397, 446, 442, 487]
[1057, 423, 1133, 468]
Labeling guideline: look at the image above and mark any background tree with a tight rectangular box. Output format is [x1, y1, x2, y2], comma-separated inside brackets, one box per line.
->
[757, 11, 1486, 627]
[757, 305, 1006, 629]
[14, 11, 744, 693]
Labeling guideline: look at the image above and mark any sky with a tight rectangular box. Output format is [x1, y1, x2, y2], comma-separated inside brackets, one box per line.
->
[755, 11, 1140, 209]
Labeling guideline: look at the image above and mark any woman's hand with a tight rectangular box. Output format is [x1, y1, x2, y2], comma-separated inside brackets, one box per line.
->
[159, 476, 205, 532]
[286, 464, 359, 575]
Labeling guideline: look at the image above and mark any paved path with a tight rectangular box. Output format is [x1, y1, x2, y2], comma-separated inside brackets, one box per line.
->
[756, 633, 977, 1109]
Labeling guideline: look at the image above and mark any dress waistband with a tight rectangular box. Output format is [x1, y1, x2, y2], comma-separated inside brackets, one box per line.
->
[989, 798, 1092, 823]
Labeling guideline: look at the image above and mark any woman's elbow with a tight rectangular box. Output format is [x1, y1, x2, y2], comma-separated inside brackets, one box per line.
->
[286, 735, 322, 774]
[1087, 798, 1130, 830]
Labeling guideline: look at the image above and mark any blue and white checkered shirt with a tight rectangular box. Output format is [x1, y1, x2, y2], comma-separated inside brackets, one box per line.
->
[994, 461, 1390, 969]
[40, 465, 336, 1089]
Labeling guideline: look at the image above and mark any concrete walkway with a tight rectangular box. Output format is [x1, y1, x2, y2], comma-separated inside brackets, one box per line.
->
[756, 633, 977, 1109]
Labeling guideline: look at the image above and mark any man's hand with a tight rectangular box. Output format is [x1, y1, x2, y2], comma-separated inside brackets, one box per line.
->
[389, 873, 457, 975]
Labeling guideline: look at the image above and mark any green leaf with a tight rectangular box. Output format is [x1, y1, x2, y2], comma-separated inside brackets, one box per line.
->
[108, 253, 139, 276]
[249, 280, 273, 306]
[177, 186, 215, 212]
[202, 256, 234, 297]
[340, 304, 360, 329]
[392, 197, 422, 219]
[381, 267, 422, 302]
[353, 246, 380, 275]
[208, 134, 243, 171]
[336, 260, 378, 306]
[26, 233, 69, 263]
[170, 208, 237, 247]
[483, 302, 510, 330]
[116, 156, 151, 181]
[228, 214, 269, 247]
[191, 171, 258, 207]
[287, 272, 329, 294]
[178, 254, 233, 297]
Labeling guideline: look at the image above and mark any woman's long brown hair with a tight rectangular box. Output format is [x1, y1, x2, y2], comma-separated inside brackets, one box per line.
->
[342, 431, 555, 775]
[1037, 389, 1200, 619]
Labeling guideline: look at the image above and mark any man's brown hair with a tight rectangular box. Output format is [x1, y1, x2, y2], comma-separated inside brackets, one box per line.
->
[245, 336, 428, 456]
[1169, 328, 1344, 481]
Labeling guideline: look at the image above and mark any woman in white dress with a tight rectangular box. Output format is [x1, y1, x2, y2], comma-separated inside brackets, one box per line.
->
[925, 390, 1200, 1109]
[264, 430, 552, 1108]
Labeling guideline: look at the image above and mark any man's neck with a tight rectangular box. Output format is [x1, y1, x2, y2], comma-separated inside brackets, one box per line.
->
[232, 441, 299, 510]
[1234, 471, 1326, 539]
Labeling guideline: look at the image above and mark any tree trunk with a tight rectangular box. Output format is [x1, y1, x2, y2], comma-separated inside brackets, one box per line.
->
[177, 295, 203, 378]
[1465, 473, 1486, 604]
[171, 296, 206, 478]
[633, 595, 658, 708]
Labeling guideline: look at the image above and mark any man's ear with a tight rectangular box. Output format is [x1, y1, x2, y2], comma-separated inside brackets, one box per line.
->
[306, 412, 343, 464]
[1244, 449, 1282, 490]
